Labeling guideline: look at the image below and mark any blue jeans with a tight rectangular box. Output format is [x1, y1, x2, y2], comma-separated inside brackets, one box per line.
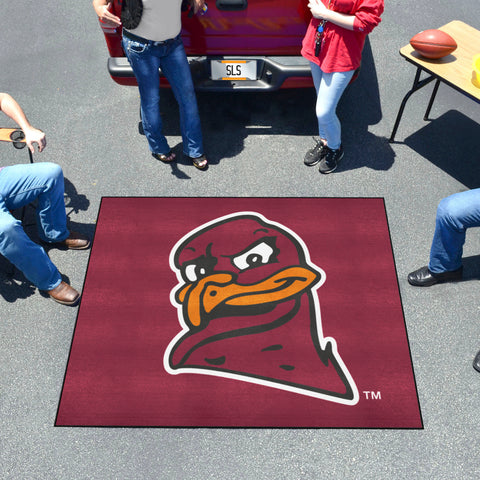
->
[122, 33, 204, 158]
[429, 189, 480, 273]
[0, 163, 69, 290]
[310, 63, 355, 150]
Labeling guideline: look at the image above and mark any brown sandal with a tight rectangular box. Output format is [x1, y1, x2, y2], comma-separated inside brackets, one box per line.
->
[152, 151, 176, 163]
[189, 154, 208, 170]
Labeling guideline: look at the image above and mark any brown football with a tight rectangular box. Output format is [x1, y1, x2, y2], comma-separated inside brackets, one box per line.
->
[410, 29, 457, 59]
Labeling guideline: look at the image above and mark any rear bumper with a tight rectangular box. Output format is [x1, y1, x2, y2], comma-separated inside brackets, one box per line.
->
[108, 55, 313, 91]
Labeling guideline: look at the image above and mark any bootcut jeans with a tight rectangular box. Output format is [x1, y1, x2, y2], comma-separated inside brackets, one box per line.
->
[122, 32, 204, 158]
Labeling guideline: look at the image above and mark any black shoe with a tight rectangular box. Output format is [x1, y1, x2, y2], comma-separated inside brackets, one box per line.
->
[407, 265, 463, 287]
[319, 145, 344, 174]
[473, 350, 480, 373]
[304, 139, 326, 166]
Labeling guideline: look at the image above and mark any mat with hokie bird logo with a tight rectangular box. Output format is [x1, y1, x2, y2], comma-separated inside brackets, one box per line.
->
[56, 197, 422, 428]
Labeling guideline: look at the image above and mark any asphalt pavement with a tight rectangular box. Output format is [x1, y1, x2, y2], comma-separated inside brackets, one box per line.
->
[1, 1, 480, 479]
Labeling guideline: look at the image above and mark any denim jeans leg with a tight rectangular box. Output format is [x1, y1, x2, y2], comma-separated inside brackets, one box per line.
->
[36, 164, 70, 243]
[429, 189, 480, 273]
[310, 62, 354, 149]
[122, 36, 171, 155]
[161, 39, 203, 158]
[0, 165, 63, 290]
[0, 163, 69, 243]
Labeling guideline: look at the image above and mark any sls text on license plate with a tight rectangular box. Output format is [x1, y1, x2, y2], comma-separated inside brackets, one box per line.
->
[211, 60, 257, 81]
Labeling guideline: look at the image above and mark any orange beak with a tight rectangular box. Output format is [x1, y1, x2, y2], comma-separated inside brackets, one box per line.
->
[176, 266, 320, 328]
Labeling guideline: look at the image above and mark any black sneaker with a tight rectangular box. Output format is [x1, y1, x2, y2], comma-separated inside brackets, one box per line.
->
[318, 145, 344, 174]
[304, 139, 326, 166]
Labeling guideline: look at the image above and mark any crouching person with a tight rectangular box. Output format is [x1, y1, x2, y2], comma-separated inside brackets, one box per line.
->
[0, 93, 89, 306]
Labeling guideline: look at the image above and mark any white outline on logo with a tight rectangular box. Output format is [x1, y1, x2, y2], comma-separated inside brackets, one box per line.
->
[163, 212, 359, 406]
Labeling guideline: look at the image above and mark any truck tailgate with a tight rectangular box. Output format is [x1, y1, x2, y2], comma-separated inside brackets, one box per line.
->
[182, 0, 310, 56]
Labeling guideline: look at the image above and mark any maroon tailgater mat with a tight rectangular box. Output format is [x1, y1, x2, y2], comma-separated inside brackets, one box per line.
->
[56, 198, 422, 428]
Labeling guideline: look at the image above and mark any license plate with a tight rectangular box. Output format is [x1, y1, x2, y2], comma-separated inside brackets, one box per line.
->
[211, 60, 257, 81]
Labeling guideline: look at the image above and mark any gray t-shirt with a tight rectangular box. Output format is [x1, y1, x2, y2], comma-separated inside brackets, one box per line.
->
[127, 0, 182, 42]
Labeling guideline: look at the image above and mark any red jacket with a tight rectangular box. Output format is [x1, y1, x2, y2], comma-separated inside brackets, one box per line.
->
[301, 0, 384, 73]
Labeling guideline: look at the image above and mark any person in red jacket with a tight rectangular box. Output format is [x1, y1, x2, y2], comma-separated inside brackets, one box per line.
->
[302, 0, 383, 173]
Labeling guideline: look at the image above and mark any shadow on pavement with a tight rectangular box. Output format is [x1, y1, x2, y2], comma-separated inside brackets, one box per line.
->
[157, 37, 394, 176]
[404, 110, 480, 188]
[337, 37, 395, 173]
[462, 254, 480, 281]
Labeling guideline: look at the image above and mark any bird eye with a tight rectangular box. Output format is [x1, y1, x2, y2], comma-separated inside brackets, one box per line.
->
[182, 256, 217, 282]
[232, 238, 278, 271]
[184, 264, 199, 282]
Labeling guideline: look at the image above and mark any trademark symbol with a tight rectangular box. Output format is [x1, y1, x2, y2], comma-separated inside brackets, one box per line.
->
[363, 391, 382, 400]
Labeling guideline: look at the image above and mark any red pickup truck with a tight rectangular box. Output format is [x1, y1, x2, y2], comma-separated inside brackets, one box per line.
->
[99, 0, 313, 91]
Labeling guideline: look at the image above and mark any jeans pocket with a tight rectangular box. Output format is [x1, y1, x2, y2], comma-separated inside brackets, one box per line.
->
[126, 39, 147, 54]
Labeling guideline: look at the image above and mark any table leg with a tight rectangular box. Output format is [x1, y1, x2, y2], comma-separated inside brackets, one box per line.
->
[389, 68, 437, 142]
[424, 79, 441, 121]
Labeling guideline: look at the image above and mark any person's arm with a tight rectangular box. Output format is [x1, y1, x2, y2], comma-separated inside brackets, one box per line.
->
[0, 93, 46, 153]
[308, 0, 383, 33]
[92, 0, 121, 27]
[191, 0, 206, 15]
[308, 0, 355, 30]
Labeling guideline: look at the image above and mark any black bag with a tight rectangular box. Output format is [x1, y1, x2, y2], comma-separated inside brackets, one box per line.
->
[121, 0, 144, 30]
